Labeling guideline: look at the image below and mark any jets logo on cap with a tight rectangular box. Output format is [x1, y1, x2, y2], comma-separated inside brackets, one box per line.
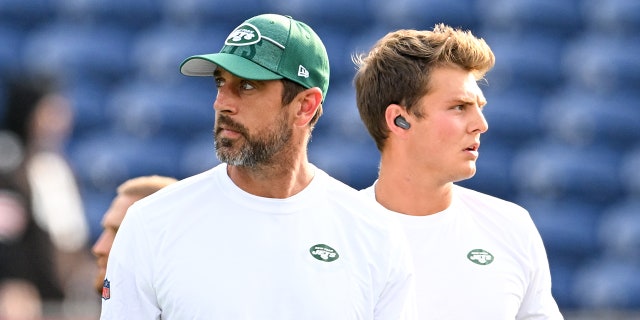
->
[225, 23, 261, 46]
[225, 23, 285, 50]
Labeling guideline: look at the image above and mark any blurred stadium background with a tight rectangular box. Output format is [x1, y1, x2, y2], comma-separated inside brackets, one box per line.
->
[1, 0, 639, 318]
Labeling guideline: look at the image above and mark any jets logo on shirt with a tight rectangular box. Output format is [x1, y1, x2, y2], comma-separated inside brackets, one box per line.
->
[310, 244, 339, 262]
[467, 249, 494, 265]
[102, 279, 111, 300]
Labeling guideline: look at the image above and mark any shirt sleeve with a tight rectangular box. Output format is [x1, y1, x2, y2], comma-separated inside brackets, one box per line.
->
[373, 221, 418, 320]
[517, 216, 564, 320]
[100, 204, 161, 319]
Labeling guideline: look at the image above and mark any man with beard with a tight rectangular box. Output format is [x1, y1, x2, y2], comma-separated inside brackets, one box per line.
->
[100, 14, 416, 320]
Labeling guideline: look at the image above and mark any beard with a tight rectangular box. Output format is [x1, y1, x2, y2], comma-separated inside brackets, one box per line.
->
[214, 111, 292, 168]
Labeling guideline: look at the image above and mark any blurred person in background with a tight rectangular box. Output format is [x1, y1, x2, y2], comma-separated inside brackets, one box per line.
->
[352, 25, 563, 319]
[1, 74, 92, 315]
[0, 131, 60, 319]
[92, 175, 177, 295]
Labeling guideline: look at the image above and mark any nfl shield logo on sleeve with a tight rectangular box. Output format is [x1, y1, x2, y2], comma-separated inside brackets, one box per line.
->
[102, 279, 111, 300]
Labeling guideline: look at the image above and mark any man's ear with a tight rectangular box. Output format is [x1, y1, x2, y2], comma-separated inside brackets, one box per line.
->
[294, 87, 322, 127]
[385, 104, 411, 134]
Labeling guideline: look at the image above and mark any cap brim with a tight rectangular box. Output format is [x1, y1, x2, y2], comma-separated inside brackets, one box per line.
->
[180, 53, 283, 80]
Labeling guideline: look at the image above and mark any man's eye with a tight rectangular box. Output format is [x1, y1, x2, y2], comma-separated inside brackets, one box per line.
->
[214, 78, 224, 88]
[240, 81, 255, 90]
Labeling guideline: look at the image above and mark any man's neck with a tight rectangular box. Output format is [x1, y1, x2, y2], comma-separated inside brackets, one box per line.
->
[375, 166, 454, 216]
[227, 154, 314, 199]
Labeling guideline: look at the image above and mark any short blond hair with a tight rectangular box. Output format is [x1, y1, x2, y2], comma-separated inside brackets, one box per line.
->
[353, 24, 495, 151]
[117, 175, 178, 198]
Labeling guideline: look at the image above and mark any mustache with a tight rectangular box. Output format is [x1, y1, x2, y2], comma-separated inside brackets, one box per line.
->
[215, 115, 248, 136]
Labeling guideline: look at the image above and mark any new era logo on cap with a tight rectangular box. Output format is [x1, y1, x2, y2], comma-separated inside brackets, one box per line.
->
[298, 65, 309, 78]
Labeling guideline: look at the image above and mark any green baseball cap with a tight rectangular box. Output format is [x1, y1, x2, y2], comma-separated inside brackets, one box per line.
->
[180, 14, 330, 100]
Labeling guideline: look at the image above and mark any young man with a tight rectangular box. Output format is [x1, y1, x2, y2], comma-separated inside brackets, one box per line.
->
[100, 14, 416, 319]
[92, 175, 177, 295]
[353, 24, 564, 319]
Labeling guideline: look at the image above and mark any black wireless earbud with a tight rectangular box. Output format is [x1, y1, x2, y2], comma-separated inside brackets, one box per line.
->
[394, 115, 411, 129]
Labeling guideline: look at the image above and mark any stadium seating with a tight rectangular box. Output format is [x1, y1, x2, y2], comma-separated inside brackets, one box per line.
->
[458, 141, 516, 201]
[582, 0, 640, 34]
[0, 0, 55, 29]
[65, 81, 111, 138]
[163, 0, 266, 28]
[130, 23, 231, 83]
[21, 22, 133, 84]
[481, 87, 544, 147]
[476, 0, 584, 37]
[572, 259, 640, 309]
[511, 140, 622, 204]
[598, 200, 640, 261]
[55, 0, 161, 31]
[481, 31, 565, 92]
[620, 147, 640, 197]
[562, 33, 640, 93]
[0, 24, 24, 77]
[540, 87, 640, 149]
[105, 78, 214, 140]
[371, 0, 478, 31]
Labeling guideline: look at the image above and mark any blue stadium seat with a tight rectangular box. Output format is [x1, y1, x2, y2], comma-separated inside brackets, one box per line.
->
[65, 82, 110, 138]
[56, 0, 161, 31]
[21, 23, 132, 84]
[546, 256, 580, 309]
[511, 140, 622, 204]
[130, 23, 231, 83]
[178, 134, 220, 178]
[310, 82, 378, 190]
[598, 199, 640, 262]
[582, 0, 640, 34]
[315, 84, 369, 141]
[457, 141, 516, 201]
[312, 26, 357, 83]
[540, 87, 640, 149]
[67, 130, 183, 193]
[481, 31, 564, 91]
[162, 0, 266, 28]
[0, 25, 24, 77]
[562, 34, 640, 93]
[572, 260, 640, 309]
[264, 0, 372, 32]
[105, 79, 214, 140]
[369, 0, 478, 31]
[0, 0, 55, 28]
[517, 196, 602, 262]
[309, 134, 379, 190]
[481, 87, 544, 147]
[620, 147, 640, 197]
[476, 0, 583, 37]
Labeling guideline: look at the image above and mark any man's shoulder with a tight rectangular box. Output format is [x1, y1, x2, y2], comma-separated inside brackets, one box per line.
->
[454, 184, 538, 234]
[130, 167, 220, 215]
[454, 184, 526, 212]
